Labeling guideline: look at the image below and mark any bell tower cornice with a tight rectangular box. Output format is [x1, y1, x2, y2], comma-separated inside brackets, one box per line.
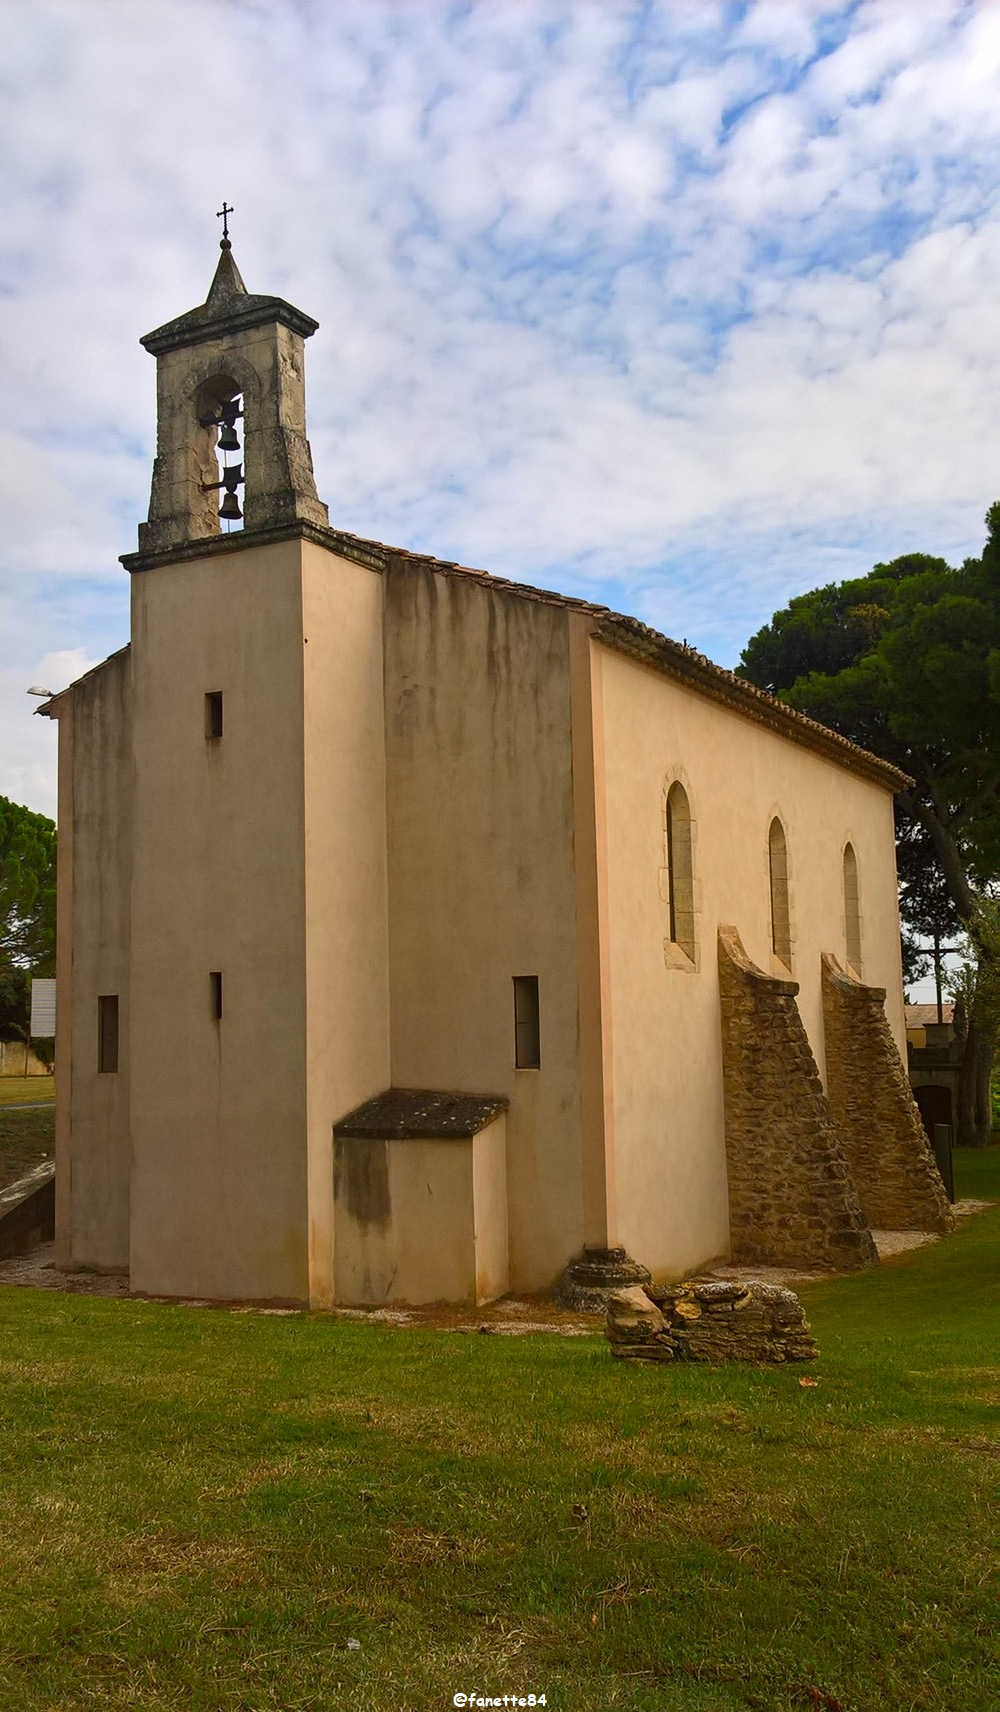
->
[140, 246, 319, 357]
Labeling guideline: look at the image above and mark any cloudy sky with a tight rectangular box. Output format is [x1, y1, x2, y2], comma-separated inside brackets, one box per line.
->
[4, 0, 1000, 832]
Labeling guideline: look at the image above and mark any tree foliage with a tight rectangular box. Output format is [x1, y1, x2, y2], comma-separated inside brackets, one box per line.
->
[0, 795, 57, 1047]
[738, 516, 1000, 1144]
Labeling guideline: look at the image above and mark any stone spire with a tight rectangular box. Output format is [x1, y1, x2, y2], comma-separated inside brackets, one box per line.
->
[203, 239, 248, 313]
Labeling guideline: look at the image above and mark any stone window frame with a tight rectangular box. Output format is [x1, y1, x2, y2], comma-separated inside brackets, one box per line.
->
[659, 773, 699, 972]
[843, 839, 862, 976]
[767, 814, 794, 972]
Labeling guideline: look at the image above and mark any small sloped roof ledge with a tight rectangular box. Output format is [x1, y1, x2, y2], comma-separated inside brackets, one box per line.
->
[335, 1088, 509, 1139]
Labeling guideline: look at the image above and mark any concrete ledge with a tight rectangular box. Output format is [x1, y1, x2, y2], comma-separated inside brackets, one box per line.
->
[334, 1087, 508, 1140]
[0, 1162, 55, 1260]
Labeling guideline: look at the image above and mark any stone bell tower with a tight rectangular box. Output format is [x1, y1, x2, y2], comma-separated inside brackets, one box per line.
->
[122, 222, 390, 1311]
[138, 224, 329, 551]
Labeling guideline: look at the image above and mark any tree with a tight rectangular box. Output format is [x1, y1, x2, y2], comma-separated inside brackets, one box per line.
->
[737, 521, 1000, 1145]
[0, 796, 57, 1061]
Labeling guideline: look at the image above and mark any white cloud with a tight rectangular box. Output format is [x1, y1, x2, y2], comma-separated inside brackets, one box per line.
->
[3, 0, 1000, 813]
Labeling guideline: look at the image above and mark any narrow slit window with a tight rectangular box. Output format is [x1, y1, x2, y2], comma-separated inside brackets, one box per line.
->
[768, 817, 792, 966]
[665, 781, 695, 959]
[513, 976, 540, 1069]
[97, 995, 119, 1074]
[205, 691, 224, 740]
[843, 842, 862, 973]
[210, 971, 224, 1021]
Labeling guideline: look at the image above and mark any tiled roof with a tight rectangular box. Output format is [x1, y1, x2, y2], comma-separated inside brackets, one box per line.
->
[114, 515, 911, 794]
[904, 1003, 955, 1026]
[35, 645, 131, 716]
[355, 526, 911, 794]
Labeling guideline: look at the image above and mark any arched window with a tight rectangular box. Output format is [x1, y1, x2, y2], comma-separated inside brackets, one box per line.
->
[768, 817, 791, 966]
[843, 842, 861, 973]
[666, 782, 695, 960]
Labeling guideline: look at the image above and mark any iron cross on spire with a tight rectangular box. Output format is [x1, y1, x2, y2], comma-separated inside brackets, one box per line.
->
[216, 202, 234, 243]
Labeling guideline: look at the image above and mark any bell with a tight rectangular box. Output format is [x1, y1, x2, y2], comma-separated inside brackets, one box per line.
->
[219, 491, 242, 521]
[217, 423, 239, 452]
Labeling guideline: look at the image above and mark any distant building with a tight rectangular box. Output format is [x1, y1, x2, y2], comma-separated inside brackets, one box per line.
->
[40, 239, 952, 1307]
[905, 1003, 962, 1142]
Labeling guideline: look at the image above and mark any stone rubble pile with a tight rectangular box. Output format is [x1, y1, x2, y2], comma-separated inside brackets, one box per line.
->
[606, 1280, 818, 1364]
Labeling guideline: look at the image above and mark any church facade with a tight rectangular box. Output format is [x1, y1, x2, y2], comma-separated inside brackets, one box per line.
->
[42, 241, 952, 1308]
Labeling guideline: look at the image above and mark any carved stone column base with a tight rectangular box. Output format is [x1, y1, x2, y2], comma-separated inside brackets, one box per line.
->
[555, 1246, 652, 1313]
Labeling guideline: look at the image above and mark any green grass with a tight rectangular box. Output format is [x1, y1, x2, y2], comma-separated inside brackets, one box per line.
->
[0, 1075, 54, 1106]
[954, 1139, 1000, 1199]
[0, 1101, 54, 1190]
[0, 1157, 997, 1710]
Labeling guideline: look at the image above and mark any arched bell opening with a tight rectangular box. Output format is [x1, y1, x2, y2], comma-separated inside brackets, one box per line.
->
[196, 373, 245, 534]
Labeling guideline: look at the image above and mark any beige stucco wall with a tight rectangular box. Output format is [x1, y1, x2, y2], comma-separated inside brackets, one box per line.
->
[383, 564, 583, 1292]
[598, 641, 904, 1282]
[471, 1116, 510, 1303]
[129, 538, 311, 1301]
[128, 534, 389, 1304]
[53, 649, 133, 1270]
[333, 1118, 507, 1305]
[301, 541, 390, 1307]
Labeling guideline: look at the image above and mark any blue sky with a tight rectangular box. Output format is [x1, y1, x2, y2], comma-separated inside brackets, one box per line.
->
[4, 0, 1000, 846]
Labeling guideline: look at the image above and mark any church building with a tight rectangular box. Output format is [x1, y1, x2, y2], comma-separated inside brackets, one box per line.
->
[41, 236, 952, 1309]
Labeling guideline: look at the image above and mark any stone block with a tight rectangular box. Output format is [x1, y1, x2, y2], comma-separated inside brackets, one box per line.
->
[607, 1280, 818, 1364]
[556, 1247, 652, 1313]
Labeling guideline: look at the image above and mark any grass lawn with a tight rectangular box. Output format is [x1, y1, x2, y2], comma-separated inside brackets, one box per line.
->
[0, 1076, 54, 1106]
[0, 1154, 996, 1711]
[0, 1100, 55, 1191]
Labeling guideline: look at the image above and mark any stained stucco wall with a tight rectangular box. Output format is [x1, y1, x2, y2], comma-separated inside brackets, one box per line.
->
[128, 538, 311, 1302]
[301, 542, 390, 1307]
[383, 565, 582, 1292]
[598, 642, 904, 1282]
[127, 535, 390, 1305]
[56, 648, 132, 1270]
[333, 1120, 507, 1305]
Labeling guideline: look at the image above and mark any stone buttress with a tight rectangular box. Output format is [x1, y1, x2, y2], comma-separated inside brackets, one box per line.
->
[717, 925, 877, 1271]
[821, 953, 953, 1234]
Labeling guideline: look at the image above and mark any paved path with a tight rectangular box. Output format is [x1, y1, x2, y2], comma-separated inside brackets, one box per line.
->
[0, 1102, 55, 1111]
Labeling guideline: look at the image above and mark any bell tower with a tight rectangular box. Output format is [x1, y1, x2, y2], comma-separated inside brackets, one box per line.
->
[124, 217, 390, 1312]
[137, 219, 329, 553]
